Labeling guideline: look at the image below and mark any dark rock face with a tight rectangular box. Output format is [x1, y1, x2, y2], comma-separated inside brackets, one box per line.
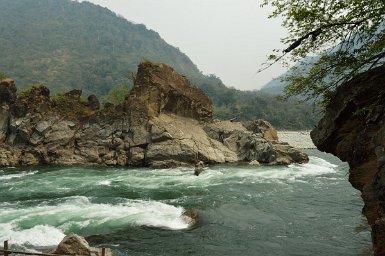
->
[0, 79, 17, 104]
[64, 89, 82, 100]
[194, 161, 205, 176]
[0, 62, 308, 168]
[0, 79, 16, 142]
[311, 65, 385, 255]
[87, 94, 100, 110]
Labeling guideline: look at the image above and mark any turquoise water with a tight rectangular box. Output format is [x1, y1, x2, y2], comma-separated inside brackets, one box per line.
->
[0, 150, 372, 255]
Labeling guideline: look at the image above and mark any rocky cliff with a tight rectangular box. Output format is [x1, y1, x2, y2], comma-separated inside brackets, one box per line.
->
[0, 62, 308, 168]
[311, 65, 385, 255]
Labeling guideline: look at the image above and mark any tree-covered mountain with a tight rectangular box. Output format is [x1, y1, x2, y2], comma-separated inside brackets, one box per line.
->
[260, 56, 318, 95]
[260, 77, 286, 95]
[0, 0, 318, 129]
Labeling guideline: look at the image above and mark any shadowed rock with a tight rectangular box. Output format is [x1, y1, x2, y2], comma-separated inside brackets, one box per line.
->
[64, 89, 82, 100]
[311, 65, 385, 255]
[0, 79, 17, 104]
[87, 94, 100, 110]
[194, 161, 205, 176]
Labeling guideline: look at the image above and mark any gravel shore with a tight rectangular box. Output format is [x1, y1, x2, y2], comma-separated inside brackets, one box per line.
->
[277, 131, 316, 149]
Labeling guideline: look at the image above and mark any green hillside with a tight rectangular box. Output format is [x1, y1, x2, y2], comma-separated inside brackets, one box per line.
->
[0, 0, 318, 129]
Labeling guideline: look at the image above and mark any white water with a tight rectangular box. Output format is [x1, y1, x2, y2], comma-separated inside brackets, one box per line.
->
[0, 155, 357, 253]
[0, 171, 38, 181]
[0, 196, 189, 247]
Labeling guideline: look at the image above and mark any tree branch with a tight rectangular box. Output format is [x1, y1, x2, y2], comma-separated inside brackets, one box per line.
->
[283, 19, 370, 53]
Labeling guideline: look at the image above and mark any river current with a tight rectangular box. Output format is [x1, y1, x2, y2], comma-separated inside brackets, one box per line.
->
[0, 150, 372, 255]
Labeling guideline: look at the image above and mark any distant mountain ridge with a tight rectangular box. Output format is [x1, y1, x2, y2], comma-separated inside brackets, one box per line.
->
[260, 56, 317, 95]
[0, 0, 318, 129]
[0, 0, 203, 95]
[260, 77, 286, 95]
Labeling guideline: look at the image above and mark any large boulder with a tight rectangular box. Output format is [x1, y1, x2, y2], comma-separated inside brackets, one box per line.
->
[311, 65, 385, 255]
[54, 234, 112, 256]
[243, 119, 278, 141]
[129, 61, 213, 121]
[146, 114, 238, 168]
[204, 120, 308, 165]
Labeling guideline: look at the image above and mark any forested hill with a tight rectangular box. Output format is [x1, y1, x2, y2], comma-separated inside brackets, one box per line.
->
[0, 0, 200, 95]
[0, 0, 318, 129]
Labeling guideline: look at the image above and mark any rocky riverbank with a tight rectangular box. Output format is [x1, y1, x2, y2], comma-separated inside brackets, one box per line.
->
[0, 62, 308, 168]
[277, 131, 315, 149]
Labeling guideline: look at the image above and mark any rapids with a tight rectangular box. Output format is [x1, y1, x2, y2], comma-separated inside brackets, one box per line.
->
[0, 150, 372, 255]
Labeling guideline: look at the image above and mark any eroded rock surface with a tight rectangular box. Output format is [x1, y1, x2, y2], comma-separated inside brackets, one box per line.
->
[311, 65, 385, 255]
[0, 62, 308, 168]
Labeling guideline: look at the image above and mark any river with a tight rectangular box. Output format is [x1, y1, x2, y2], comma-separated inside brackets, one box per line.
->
[0, 150, 372, 255]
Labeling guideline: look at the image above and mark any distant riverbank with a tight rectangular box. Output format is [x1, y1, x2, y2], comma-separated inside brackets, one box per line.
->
[277, 131, 316, 149]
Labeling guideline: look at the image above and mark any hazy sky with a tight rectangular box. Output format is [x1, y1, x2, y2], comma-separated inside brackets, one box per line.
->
[85, 0, 287, 90]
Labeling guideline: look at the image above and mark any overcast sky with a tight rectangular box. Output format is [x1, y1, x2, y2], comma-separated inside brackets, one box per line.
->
[85, 0, 287, 90]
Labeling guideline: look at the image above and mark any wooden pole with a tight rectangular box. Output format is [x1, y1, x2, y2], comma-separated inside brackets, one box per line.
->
[3, 241, 8, 256]
[101, 248, 105, 256]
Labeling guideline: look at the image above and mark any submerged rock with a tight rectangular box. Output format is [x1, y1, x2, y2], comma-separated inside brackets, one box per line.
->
[181, 209, 199, 227]
[194, 161, 205, 176]
[311, 65, 385, 255]
[0, 62, 308, 168]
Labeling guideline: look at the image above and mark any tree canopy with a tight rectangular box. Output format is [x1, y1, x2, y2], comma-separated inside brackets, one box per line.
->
[262, 0, 385, 106]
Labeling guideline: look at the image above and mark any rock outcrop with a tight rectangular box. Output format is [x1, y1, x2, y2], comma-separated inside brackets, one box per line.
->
[129, 62, 212, 121]
[311, 65, 385, 255]
[0, 62, 308, 168]
[204, 119, 308, 165]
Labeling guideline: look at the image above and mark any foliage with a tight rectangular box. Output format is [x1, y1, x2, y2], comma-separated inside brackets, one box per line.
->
[19, 84, 42, 97]
[0, 0, 319, 129]
[213, 90, 318, 130]
[0, 71, 6, 80]
[0, 0, 197, 96]
[262, 0, 385, 106]
[105, 84, 131, 104]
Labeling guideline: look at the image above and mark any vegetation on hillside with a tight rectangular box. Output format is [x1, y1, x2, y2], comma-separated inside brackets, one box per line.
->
[262, 0, 385, 106]
[0, 0, 318, 129]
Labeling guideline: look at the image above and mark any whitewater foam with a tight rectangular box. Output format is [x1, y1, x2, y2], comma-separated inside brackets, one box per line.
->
[0, 196, 189, 247]
[0, 171, 38, 181]
[0, 223, 65, 247]
[97, 180, 112, 186]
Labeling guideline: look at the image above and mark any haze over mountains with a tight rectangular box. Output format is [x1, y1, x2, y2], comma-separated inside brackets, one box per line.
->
[0, 0, 318, 129]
